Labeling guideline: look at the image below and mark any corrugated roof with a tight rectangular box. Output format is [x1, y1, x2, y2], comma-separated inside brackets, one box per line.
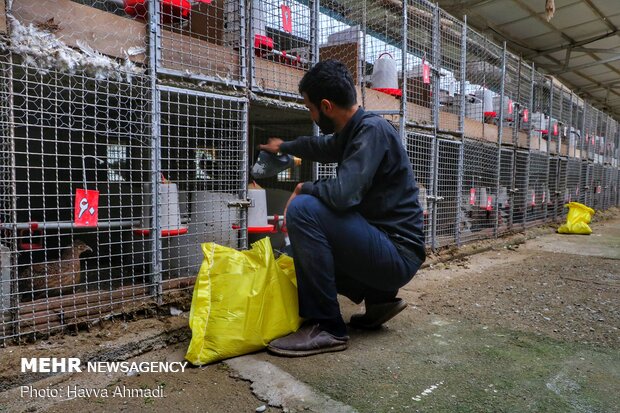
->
[438, 0, 620, 120]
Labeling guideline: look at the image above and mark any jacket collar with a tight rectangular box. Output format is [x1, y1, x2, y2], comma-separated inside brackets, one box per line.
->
[335, 106, 365, 141]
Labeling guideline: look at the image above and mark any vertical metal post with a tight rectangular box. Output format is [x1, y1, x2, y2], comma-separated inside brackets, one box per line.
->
[240, 101, 249, 250]
[545, 81, 553, 222]
[239, 0, 247, 85]
[361, 0, 367, 107]
[494, 42, 506, 237]
[311, 0, 320, 182]
[399, 0, 408, 143]
[455, 15, 467, 246]
[149, 0, 162, 303]
[429, 137, 438, 251]
[432, 2, 441, 131]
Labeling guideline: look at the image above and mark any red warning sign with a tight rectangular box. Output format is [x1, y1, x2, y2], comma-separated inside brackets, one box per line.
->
[74, 188, 99, 227]
[281, 5, 292, 33]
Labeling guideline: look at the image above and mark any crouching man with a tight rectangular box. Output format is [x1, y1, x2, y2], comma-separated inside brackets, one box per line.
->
[259, 60, 425, 357]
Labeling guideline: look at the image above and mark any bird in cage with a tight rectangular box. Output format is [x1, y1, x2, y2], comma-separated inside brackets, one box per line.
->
[19, 240, 93, 301]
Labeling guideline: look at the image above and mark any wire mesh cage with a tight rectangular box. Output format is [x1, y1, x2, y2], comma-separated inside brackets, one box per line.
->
[404, 0, 435, 128]
[549, 83, 562, 155]
[251, 0, 314, 97]
[316, 0, 365, 99]
[591, 163, 603, 210]
[515, 60, 533, 149]
[583, 162, 593, 206]
[156, 0, 246, 86]
[463, 28, 503, 144]
[3, 60, 154, 340]
[531, 71, 551, 153]
[602, 166, 613, 210]
[497, 147, 514, 234]
[460, 138, 498, 242]
[558, 158, 568, 219]
[566, 158, 581, 204]
[525, 151, 549, 226]
[547, 156, 558, 220]
[405, 131, 433, 247]
[512, 149, 529, 229]
[437, 10, 464, 135]
[157, 87, 247, 284]
[434, 138, 461, 247]
[501, 52, 519, 146]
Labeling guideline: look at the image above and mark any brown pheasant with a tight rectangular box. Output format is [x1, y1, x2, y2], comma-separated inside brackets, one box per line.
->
[20, 240, 92, 301]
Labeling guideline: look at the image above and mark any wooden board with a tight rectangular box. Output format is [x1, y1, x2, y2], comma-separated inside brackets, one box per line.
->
[14, 0, 147, 63]
[253, 58, 304, 95]
[0, 0, 6, 35]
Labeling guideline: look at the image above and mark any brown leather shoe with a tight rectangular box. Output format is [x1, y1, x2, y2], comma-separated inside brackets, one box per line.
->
[267, 324, 349, 357]
[349, 298, 407, 330]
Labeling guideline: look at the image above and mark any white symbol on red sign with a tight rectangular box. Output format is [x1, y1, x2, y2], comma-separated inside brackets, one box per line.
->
[470, 188, 476, 205]
[281, 5, 292, 33]
[74, 188, 99, 227]
[523, 109, 529, 123]
[508, 100, 513, 115]
[486, 196, 493, 211]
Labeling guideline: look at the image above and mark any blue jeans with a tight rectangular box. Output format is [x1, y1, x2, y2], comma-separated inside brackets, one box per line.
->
[286, 195, 421, 328]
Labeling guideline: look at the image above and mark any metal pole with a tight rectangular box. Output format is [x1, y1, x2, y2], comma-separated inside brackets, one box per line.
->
[432, 2, 441, 131]
[545, 80, 553, 223]
[399, 0, 408, 144]
[494, 42, 506, 237]
[149, 0, 162, 303]
[455, 16, 467, 246]
[429, 138, 438, 250]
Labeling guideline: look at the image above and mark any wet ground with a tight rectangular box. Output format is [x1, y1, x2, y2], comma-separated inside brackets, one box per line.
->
[1, 211, 619, 412]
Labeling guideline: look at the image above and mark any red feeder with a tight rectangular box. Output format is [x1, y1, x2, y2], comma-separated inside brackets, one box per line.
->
[124, 0, 211, 23]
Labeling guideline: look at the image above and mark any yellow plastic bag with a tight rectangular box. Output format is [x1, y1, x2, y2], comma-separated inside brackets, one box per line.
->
[557, 202, 595, 235]
[185, 237, 302, 365]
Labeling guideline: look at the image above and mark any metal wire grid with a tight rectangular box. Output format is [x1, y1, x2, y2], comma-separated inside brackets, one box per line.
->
[158, 86, 247, 283]
[497, 148, 514, 234]
[585, 104, 597, 160]
[556, 158, 568, 221]
[317, 0, 365, 91]
[437, 11, 463, 135]
[531, 72, 551, 153]
[405, 131, 433, 247]
[602, 166, 613, 210]
[515, 60, 533, 149]
[501, 52, 519, 145]
[404, 0, 435, 128]
[0, 51, 14, 339]
[591, 163, 603, 210]
[566, 158, 581, 204]
[154, 0, 245, 86]
[547, 157, 559, 220]
[463, 28, 503, 143]
[512, 150, 529, 229]
[550, 83, 562, 154]
[250, 0, 314, 97]
[460, 139, 498, 242]
[569, 94, 582, 158]
[434, 138, 461, 247]
[3, 59, 154, 339]
[525, 151, 549, 226]
[583, 162, 594, 206]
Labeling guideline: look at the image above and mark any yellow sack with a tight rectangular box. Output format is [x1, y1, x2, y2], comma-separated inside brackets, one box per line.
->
[557, 202, 595, 235]
[185, 237, 302, 365]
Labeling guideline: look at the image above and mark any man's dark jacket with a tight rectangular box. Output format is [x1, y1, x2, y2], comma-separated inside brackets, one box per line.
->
[280, 107, 426, 264]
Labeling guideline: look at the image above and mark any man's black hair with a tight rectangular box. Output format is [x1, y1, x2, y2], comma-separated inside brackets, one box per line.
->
[298, 60, 357, 109]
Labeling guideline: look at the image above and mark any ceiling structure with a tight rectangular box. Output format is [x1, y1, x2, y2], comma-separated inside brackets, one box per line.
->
[437, 0, 620, 120]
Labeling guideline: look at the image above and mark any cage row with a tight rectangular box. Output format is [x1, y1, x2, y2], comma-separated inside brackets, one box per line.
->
[3, 0, 619, 158]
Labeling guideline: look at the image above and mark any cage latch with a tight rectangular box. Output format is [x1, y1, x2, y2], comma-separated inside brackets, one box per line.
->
[227, 199, 253, 209]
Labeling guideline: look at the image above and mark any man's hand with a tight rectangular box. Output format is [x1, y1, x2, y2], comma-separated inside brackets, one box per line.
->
[283, 183, 304, 229]
[259, 138, 284, 154]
